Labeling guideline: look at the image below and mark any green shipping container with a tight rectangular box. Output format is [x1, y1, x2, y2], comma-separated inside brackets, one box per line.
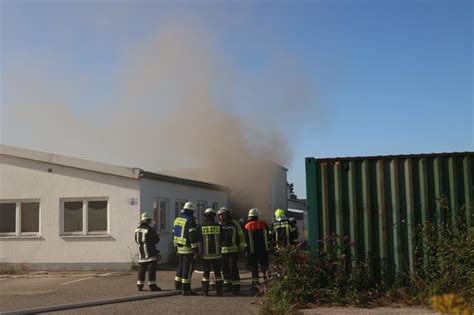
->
[305, 152, 473, 277]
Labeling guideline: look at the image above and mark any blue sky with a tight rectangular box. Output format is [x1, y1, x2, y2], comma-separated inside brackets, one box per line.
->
[1, 0, 472, 198]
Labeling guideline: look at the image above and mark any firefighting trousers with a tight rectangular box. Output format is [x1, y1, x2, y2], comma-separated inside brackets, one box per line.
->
[222, 252, 240, 287]
[137, 259, 157, 286]
[248, 252, 269, 285]
[175, 254, 195, 285]
[202, 258, 223, 282]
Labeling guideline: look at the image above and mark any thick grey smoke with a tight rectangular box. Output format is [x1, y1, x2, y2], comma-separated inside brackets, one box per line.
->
[2, 22, 315, 215]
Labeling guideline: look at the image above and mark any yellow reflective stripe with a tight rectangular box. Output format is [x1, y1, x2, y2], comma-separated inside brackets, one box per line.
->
[182, 279, 191, 283]
[232, 281, 240, 285]
[135, 228, 148, 233]
[221, 246, 238, 253]
[203, 277, 210, 282]
[174, 236, 187, 245]
[203, 254, 222, 259]
[175, 276, 182, 281]
[191, 243, 199, 248]
[177, 247, 194, 254]
[189, 228, 197, 232]
[202, 226, 220, 234]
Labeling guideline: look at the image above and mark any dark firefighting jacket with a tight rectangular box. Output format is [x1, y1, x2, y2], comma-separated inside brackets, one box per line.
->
[135, 222, 160, 262]
[244, 218, 270, 254]
[270, 218, 298, 248]
[200, 216, 223, 260]
[173, 211, 200, 254]
[220, 217, 246, 254]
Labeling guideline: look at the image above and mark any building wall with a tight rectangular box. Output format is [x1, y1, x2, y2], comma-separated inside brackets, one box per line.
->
[269, 166, 288, 220]
[139, 178, 229, 262]
[0, 154, 140, 270]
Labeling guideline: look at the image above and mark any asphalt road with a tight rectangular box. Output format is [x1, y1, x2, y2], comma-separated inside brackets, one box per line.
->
[0, 270, 259, 314]
[0, 270, 435, 314]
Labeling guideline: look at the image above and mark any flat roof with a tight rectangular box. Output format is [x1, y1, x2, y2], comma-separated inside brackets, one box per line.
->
[0, 145, 230, 191]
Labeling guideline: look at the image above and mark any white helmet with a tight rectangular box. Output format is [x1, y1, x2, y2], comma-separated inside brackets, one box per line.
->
[183, 202, 196, 211]
[204, 207, 216, 215]
[248, 208, 260, 217]
[141, 212, 152, 221]
[217, 207, 229, 216]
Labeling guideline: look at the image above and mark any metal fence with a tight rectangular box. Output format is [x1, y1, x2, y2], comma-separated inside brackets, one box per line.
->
[305, 152, 473, 277]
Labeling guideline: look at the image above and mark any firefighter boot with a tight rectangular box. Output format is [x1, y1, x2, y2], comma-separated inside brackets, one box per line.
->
[215, 281, 224, 296]
[137, 285, 144, 291]
[149, 284, 161, 292]
[182, 283, 196, 296]
[202, 281, 209, 296]
[175, 280, 182, 291]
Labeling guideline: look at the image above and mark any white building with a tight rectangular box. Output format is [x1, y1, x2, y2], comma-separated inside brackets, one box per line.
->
[0, 145, 228, 270]
[288, 199, 308, 242]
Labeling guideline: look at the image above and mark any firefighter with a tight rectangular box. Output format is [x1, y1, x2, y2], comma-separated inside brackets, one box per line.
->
[244, 208, 270, 292]
[270, 208, 298, 249]
[199, 207, 224, 296]
[217, 207, 246, 294]
[288, 217, 300, 245]
[173, 202, 200, 295]
[134, 212, 161, 291]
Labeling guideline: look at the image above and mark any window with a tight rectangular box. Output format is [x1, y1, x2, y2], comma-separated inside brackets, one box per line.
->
[21, 202, 40, 233]
[0, 200, 40, 236]
[196, 201, 207, 224]
[212, 201, 219, 210]
[88, 201, 107, 232]
[174, 199, 187, 218]
[61, 199, 108, 235]
[153, 198, 169, 231]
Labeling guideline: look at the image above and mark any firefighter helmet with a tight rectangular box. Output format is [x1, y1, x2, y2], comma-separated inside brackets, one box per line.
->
[248, 208, 260, 217]
[217, 207, 229, 215]
[183, 202, 196, 211]
[274, 208, 285, 218]
[141, 212, 152, 221]
[204, 207, 216, 215]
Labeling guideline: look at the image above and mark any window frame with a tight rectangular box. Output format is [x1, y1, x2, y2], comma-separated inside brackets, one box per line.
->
[0, 199, 41, 237]
[153, 198, 169, 232]
[195, 200, 208, 224]
[60, 197, 109, 236]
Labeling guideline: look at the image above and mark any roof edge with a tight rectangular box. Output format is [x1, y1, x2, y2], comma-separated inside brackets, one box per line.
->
[139, 170, 231, 192]
[0, 145, 140, 179]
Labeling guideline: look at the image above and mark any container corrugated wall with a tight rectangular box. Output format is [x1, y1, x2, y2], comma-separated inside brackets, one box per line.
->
[305, 152, 473, 277]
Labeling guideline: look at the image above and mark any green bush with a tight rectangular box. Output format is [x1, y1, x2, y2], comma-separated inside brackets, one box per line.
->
[260, 236, 382, 314]
[409, 203, 474, 305]
[260, 202, 473, 313]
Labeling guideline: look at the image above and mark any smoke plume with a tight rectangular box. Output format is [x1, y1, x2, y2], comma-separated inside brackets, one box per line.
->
[2, 22, 315, 216]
